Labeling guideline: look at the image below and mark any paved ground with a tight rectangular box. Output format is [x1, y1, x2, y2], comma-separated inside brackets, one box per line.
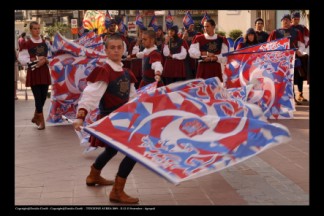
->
[14, 82, 309, 206]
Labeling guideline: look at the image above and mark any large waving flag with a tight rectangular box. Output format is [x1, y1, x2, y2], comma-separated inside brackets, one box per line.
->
[82, 10, 106, 35]
[201, 12, 211, 25]
[47, 32, 106, 151]
[183, 11, 194, 29]
[148, 15, 159, 32]
[223, 38, 295, 119]
[135, 10, 145, 29]
[84, 77, 291, 184]
[47, 32, 105, 124]
[165, 10, 174, 30]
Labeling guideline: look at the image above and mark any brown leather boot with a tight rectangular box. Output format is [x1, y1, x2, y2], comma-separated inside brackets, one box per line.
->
[86, 164, 114, 186]
[31, 110, 40, 126]
[36, 113, 45, 130]
[109, 176, 139, 204]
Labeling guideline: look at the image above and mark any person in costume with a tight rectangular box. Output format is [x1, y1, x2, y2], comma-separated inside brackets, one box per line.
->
[73, 34, 139, 204]
[18, 21, 51, 130]
[268, 14, 306, 105]
[128, 30, 163, 88]
[188, 19, 228, 81]
[163, 25, 188, 85]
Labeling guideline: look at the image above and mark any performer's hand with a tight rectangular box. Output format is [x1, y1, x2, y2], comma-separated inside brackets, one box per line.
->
[36, 57, 47, 68]
[154, 74, 161, 82]
[211, 56, 218, 62]
[182, 30, 188, 40]
[201, 51, 207, 56]
[73, 119, 84, 131]
[296, 50, 303, 57]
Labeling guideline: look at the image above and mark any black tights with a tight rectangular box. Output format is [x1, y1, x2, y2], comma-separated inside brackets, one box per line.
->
[93, 145, 136, 179]
[31, 85, 49, 113]
[294, 67, 304, 98]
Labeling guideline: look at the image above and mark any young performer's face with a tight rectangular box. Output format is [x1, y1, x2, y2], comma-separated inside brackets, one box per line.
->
[281, 18, 291, 29]
[141, 34, 154, 48]
[105, 39, 124, 63]
[30, 24, 41, 38]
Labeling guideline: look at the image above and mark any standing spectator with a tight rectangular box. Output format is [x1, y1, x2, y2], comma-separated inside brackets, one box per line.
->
[254, 17, 269, 43]
[18, 32, 26, 50]
[73, 34, 139, 204]
[127, 27, 147, 88]
[155, 25, 165, 53]
[163, 25, 188, 85]
[18, 21, 51, 130]
[268, 14, 306, 105]
[188, 19, 228, 81]
[290, 11, 310, 86]
[128, 30, 163, 88]
[182, 23, 199, 79]
[236, 28, 259, 50]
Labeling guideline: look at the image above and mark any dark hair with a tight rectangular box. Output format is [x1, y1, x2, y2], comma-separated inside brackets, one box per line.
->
[104, 33, 124, 48]
[244, 29, 258, 44]
[29, 21, 39, 29]
[142, 30, 156, 41]
[21, 32, 26, 37]
[255, 17, 264, 25]
[205, 19, 216, 27]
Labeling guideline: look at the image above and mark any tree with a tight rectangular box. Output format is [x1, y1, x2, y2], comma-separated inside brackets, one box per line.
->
[229, 29, 243, 41]
[44, 22, 70, 38]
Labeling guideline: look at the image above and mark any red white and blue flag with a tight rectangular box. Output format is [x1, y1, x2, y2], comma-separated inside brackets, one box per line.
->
[104, 10, 113, 29]
[135, 10, 145, 29]
[118, 18, 127, 33]
[84, 77, 291, 184]
[165, 10, 174, 30]
[223, 38, 295, 119]
[201, 12, 210, 25]
[148, 15, 159, 32]
[183, 11, 194, 29]
[47, 32, 105, 125]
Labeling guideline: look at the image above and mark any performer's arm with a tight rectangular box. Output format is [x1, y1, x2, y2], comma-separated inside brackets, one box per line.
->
[188, 42, 201, 59]
[73, 81, 107, 131]
[135, 51, 145, 59]
[17, 49, 30, 66]
[163, 44, 170, 57]
[216, 42, 229, 64]
[132, 45, 140, 54]
[151, 61, 163, 75]
[123, 41, 128, 57]
[129, 83, 137, 101]
[172, 46, 187, 60]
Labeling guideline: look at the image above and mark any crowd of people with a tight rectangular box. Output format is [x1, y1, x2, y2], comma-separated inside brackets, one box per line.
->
[14, 10, 309, 204]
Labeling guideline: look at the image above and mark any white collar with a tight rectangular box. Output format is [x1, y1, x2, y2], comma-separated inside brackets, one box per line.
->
[204, 33, 217, 40]
[143, 45, 157, 55]
[30, 37, 42, 43]
[106, 58, 124, 72]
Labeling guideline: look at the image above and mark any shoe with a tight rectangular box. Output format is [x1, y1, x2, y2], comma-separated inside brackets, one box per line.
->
[109, 176, 139, 204]
[298, 93, 308, 102]
[86, 164, 114, 186]
[295, 99, 302, 105]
